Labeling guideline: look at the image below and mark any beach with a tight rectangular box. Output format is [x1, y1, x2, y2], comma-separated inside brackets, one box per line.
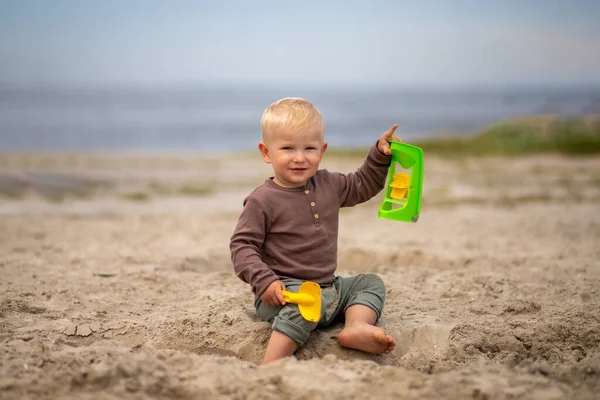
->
[1, 150, 599, 399]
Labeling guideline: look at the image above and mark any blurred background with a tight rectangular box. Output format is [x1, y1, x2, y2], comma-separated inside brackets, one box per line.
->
[1, 0, 599, 153]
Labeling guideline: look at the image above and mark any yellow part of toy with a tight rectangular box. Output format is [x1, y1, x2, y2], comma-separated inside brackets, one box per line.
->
[389, 173, 410, 199]
[281, 281, 322, 322]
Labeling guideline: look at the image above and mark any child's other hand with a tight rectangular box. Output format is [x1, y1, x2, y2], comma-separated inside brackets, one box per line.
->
[261, 280, 286, 306]
[377, 124, 402, 155]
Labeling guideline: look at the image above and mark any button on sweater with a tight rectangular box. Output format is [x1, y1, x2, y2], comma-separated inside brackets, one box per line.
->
[230, 142, 392, 296]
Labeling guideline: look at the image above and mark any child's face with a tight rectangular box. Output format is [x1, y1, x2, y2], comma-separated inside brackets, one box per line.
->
[258, 125, 327, 188]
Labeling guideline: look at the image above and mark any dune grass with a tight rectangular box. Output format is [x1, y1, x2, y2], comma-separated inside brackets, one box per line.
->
[326, 114, 600, 158]
[120, 192, 151, 202]
[119, 182, 216, 202]
[413, 114, 600, 157]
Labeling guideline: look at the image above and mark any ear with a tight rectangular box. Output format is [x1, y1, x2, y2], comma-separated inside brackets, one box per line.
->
[321, 142, 328, 155]
[258, 141, 272, 163]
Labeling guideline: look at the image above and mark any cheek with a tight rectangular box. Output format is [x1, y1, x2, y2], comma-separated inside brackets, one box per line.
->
[308, 153, 322, 164]
[273, 156, 289, 168]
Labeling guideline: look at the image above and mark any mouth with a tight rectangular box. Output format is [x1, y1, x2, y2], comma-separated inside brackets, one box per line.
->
[290, 168, 308, 172]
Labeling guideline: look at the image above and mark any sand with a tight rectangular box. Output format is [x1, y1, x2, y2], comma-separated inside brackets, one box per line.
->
[1, 151, 599, 399]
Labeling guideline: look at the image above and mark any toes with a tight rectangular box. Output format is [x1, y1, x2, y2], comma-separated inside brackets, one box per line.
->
[384, 335, 396, 353]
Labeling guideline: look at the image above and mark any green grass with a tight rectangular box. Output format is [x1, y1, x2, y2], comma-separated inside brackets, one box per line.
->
[413, 114, 600, 157]
[146, 181, 216, 197]
[120, 192, 151, 202]
[177, 184, 215, 197]
[116, 182, 215, 202]
[321, 114, 600, 158]
[0, 190, 25, 200]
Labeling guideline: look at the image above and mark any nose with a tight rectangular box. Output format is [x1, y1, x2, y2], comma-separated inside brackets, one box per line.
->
[293, 150, 305, 163]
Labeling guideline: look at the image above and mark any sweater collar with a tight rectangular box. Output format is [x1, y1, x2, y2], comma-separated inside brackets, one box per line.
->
[265, 176, 314, 192]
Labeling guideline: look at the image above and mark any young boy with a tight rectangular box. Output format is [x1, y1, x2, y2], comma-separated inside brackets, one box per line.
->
[230, 97, 399, 365]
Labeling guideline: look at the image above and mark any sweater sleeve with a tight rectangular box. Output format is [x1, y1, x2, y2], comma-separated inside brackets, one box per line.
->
[335, 140, 392, 208]
[229, 193, 279, 296]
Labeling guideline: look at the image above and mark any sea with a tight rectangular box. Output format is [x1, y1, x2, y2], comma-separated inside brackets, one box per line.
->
[0, 84, 598, 152]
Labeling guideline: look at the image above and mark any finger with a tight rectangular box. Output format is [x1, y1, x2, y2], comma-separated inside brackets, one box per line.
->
[276, 285, 285, 305]
[382, 124, 398, 140]
[380, 141, 392, 155]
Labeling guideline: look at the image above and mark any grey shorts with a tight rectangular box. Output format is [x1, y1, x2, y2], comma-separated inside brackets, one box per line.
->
[254, 273, 386, 347]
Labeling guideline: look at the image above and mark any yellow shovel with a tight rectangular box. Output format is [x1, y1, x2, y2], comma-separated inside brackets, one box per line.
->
[281, 281, 322, 323]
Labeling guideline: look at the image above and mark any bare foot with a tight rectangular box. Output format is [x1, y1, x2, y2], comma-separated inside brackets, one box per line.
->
[338, 323, 396, 354]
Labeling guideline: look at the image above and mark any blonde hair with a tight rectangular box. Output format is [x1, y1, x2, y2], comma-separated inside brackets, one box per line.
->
[260, 97, 324, 142]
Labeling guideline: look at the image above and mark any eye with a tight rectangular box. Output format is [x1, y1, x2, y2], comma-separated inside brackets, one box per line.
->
[306, 146, 316, 150]
[282, 146, 293, 150]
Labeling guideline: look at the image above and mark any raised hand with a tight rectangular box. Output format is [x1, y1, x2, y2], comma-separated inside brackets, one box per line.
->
[377, 124, 402, 155]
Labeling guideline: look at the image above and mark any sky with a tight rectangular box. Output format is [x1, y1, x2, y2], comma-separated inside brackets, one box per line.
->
[1, 0, 600, 87]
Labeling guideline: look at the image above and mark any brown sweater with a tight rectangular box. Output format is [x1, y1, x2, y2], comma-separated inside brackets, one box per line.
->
[230, 141, 392, 296]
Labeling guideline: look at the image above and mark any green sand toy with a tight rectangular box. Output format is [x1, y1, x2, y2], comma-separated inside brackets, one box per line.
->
[378, 141, 424, 223]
